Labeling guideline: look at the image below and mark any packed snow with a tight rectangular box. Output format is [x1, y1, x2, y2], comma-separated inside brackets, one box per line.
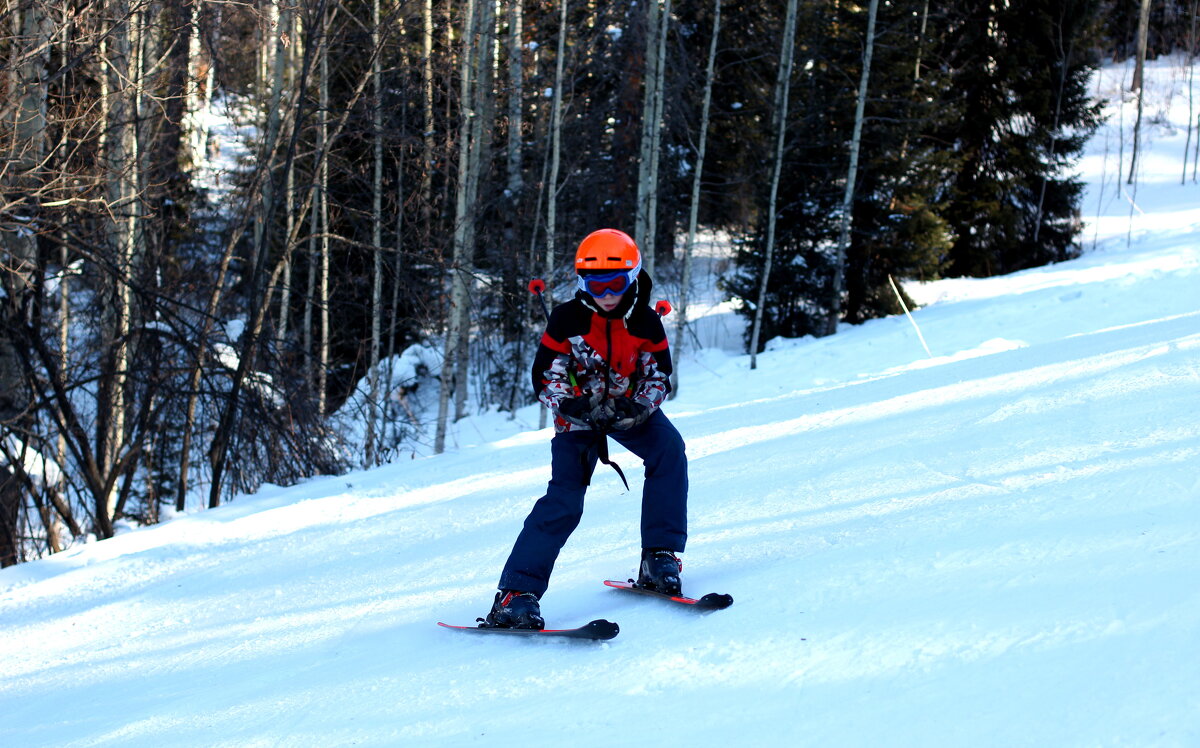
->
[2, 58, 1198, 747]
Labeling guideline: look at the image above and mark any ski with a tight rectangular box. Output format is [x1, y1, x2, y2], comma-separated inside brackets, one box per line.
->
[437, 619, 619, 641]
[604, 579, 734, 611]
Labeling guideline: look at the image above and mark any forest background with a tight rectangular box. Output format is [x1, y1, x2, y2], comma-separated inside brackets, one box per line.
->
[1, 0, 1196, 565]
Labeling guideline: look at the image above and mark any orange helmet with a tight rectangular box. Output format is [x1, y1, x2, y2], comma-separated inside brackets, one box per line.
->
[574, 229, 641, 274]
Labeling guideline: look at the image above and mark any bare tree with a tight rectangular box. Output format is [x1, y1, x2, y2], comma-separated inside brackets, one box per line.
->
[1, 0, 53, 563]
[635, 0, 671, 272]
[529, 0, 569, 433]
[436, 0, 492, 453]
[96, 0, 141, 536]
[748, 0, 798, 368]
[506, 0, 524, 205]
[827, 0, 879, 336]
[421, 0, 435, 225]
[1185, 0, 1198, 184]
[1128, 0, 1152, 184]
[545, 0, 567, 279]
[208, 0, 386, 507]
[365, 0, 385, 466]
[317, 5, 332, 417]
[676, 0, 721, 393]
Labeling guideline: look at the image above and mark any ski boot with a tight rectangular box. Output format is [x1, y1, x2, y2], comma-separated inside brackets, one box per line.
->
[485, 590, 545, 630]
[636, 549, 683, 596]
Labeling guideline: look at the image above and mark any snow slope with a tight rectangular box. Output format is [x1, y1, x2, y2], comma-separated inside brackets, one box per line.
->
[2, 59, 1199, 748]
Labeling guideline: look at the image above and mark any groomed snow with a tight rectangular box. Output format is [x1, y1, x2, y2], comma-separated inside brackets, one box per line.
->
[1, 58, 1198, 747]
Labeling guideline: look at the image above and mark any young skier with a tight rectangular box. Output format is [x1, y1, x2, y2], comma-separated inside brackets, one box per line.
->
[487, 228, 688, 629]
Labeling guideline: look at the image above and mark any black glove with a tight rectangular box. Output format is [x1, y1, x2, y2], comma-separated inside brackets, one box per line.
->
[557, 396, 594, 426]
[559, 396, 628, 429]
[610, 398, 650, 431]
[558, 395, 620, 430]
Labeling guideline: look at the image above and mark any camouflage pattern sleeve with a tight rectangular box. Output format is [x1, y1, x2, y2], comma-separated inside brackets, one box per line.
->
[631, 348, 671, 411]
[536, 349, 577, 411]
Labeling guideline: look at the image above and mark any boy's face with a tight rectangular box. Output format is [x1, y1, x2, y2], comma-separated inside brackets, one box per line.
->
[594, 291, 624, 312]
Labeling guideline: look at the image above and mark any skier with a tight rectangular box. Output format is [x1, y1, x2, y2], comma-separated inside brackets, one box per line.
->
[487, 228, 688, 629]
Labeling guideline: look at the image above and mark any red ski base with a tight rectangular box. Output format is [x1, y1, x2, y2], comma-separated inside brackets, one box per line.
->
[604, 579, 734, 610]
[437, 619, 619, 641]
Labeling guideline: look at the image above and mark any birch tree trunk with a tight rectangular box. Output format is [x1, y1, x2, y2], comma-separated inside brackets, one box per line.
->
[252, 1, 281, 273]
[267, 0, 292, 350]
[97, 0, 140, 535]
[506, 0, 524, 203]
[453, 0, 494, 422]
[536, 1, 566, 434]
[545, 0, 567, 283]
[635, 0, 668, 270]
[386, 144, 405, 452]
[913, 0, 929, 83]
[318, 12, 331, 416]
[826, 0, 879, 337]
[303, 10, 320, 389]
[1184, 1, 1197, 184]
[186, 0, 206, 163]
[435, 0, 481, 454]
[649, 0, 671, 271]
[748, 0, 798, 368]
[52, 0, 75, 546]
[365, 0, 384, 466]
[676, 0, 720, 394]
[1128, 0, 1152, 184]
[504, 0, 527, 414]
[422, 0, 435, 224]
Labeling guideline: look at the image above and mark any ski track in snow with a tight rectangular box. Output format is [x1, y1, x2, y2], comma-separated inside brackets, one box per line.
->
[2, 58, 1200, 747]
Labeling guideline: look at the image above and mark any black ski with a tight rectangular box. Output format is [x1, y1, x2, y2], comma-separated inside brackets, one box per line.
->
[437, 618, 619, 641]
[604, 579, 733, 611]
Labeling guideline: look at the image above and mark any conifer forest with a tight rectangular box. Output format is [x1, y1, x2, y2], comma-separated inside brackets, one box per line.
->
[1, 0, 1197, 564]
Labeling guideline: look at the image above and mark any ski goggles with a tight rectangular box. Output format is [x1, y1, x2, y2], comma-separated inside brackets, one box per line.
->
[577, 268, 637, 298]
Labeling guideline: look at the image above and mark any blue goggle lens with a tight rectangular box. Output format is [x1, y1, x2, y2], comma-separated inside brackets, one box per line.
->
[578, 269, 633, 298]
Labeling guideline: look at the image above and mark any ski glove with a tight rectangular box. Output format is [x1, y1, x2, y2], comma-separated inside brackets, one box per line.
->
[609, 398, 650, 431]
[558, 395, 650, 431]
[557, 396, 614, 429]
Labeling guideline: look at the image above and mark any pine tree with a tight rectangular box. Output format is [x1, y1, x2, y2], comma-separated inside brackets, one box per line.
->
[938, 0, 1104, 277]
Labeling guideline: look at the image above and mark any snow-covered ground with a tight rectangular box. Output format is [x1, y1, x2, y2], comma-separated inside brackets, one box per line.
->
[2, 58, 1198, 747]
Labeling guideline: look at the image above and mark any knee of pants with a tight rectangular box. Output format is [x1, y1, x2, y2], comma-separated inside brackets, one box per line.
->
[646, 427, 687, 475]
[526, 486, 585, 536]
[537, 508, 583, 537]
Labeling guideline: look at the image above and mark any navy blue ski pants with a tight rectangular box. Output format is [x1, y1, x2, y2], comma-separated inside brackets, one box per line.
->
[498, 409, 688, 596]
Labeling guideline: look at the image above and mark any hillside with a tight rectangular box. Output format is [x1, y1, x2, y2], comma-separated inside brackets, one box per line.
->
[1, 58, 1198, 748]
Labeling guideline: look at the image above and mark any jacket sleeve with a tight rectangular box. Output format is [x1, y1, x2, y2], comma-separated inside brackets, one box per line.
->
[530, 304, 579, 410]
[632, 348, 671, 410]
[631, 312, 672, 410]
[532, 344, 576, 410]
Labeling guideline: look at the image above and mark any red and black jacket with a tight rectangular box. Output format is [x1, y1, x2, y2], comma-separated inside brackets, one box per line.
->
[532, 270, 673, 432]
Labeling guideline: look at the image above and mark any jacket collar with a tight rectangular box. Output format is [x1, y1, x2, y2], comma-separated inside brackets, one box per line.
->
[576, 269, 652, 320]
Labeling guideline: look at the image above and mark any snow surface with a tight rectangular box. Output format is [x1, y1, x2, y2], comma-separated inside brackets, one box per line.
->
[2, 59, 1199, 748]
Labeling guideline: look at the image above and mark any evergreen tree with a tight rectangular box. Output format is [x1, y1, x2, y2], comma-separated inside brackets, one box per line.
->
[937, 0, 1104, 277]
[724, 1, 841, 345]
[838, 0, 959, 324]
[727, 0, 956, 344]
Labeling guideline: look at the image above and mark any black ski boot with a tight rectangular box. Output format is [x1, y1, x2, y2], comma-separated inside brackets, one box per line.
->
[636, 549, 683, 596]
[485, 590, 545, 630]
